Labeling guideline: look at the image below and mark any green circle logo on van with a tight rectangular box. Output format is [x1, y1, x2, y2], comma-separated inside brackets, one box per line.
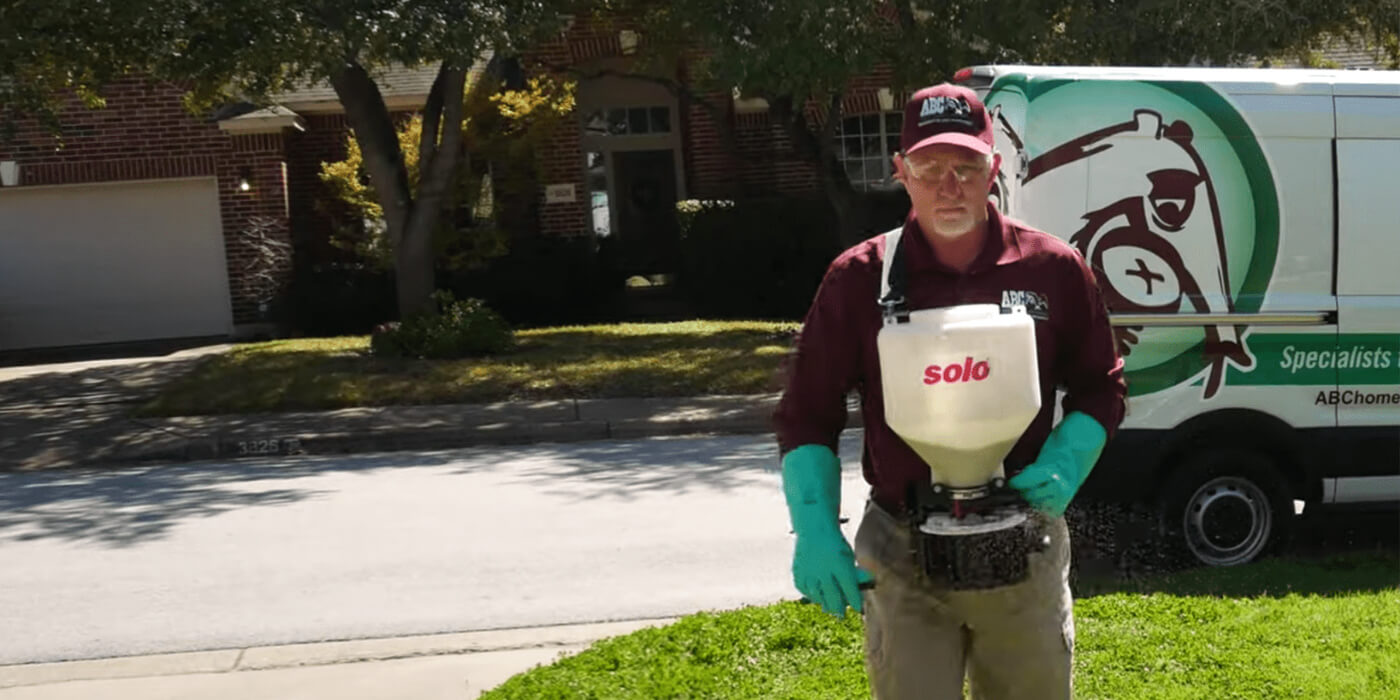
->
[985, 77, 1280, 399]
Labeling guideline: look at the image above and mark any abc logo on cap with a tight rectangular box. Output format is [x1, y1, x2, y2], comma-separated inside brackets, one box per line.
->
[923, 357, 991, 385]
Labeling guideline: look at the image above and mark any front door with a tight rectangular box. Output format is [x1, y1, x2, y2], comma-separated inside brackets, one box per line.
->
[612, 149, 679, 274]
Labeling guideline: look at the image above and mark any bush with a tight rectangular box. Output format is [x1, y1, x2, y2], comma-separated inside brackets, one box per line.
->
[675, 197, 843, 319]
[279, 262, 396, 336]
[370, 292, 514, 359]
[444, 234, 625, 327]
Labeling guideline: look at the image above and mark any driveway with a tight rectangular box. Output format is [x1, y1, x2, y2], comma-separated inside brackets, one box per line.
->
[0, 346, 230, 470]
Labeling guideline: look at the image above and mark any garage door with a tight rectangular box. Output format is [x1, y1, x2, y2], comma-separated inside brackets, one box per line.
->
[0, 178, 233, 351]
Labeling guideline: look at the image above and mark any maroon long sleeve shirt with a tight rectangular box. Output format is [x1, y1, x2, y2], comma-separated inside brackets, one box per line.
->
[773, 205, 1127, 512]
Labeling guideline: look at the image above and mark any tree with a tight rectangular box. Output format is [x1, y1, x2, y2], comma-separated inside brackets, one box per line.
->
[604, 0, 1399, 246]
[0, 0, 574, 318]
[320, 75, 576, 273]
[0, 0, 170, 141]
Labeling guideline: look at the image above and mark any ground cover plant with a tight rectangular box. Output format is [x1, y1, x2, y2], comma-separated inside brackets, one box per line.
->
[481, 552, 1399, 699]
[140, 321, 798, 416]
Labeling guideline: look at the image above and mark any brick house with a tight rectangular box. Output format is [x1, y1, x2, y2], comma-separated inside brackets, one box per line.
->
[0, 15, 904, 352]
[0, 17, 1389, 353]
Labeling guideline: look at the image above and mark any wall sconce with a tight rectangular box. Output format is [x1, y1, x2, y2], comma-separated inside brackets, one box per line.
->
[0, 161, 19, 187]
[619, 30, 639, 55]
[237, 167, 253, 193]
[877, 88, 895, 112]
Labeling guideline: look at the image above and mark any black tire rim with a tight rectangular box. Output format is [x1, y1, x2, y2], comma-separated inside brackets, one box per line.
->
[1182, 476, 1273, 566]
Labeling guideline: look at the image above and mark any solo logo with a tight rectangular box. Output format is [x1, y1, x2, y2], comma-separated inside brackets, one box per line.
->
[924, 357, 991, 385]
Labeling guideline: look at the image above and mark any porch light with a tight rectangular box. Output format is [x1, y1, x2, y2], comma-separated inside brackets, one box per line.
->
[877, 88, 894, 112]
[237, 167, 253, 192]
[619, 30, 639, 55]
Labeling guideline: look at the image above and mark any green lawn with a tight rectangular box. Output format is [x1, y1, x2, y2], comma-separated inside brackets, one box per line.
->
[140, 321, 798, 416]
[482, 553, 1399, 699]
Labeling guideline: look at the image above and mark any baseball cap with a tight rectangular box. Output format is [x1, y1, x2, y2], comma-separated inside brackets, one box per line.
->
[899, 83, 993, 156]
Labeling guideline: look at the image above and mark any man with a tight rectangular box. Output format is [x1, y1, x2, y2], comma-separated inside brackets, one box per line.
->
[773, 83, 1126, 699]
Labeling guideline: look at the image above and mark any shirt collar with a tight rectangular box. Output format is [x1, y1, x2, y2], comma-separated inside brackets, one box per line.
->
[901, 202, 1024, 275]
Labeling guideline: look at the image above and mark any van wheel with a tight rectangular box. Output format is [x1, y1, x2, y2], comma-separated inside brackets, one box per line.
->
[1159, 449, 1294, 567]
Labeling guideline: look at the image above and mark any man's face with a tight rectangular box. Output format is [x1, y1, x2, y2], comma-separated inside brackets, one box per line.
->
[893, 143, 1001, 238]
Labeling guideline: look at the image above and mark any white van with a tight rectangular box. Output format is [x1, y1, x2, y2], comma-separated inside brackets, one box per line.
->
[961, 65, 1400, 566]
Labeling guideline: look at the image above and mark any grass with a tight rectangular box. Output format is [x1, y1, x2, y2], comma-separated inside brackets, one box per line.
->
[139, 320, 798, 416]
[481, 552, 1400, 699]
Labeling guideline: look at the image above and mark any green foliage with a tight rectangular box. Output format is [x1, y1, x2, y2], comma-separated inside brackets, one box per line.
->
[1, 1, 574, 136]
[0, 1, 580, 317]
[279, 263, 396, 337]
[480, 553, 1399, 699]
[675, 198, 842, 320]
[613, 0, 1399, 98]
[446, 234, 624, 327]
[369, 291, 513, 359]
[319, 76, 576, 271]
[138, 320, 797, 415]
[0, 0, 162, 140]
[484, 602, 870, 699]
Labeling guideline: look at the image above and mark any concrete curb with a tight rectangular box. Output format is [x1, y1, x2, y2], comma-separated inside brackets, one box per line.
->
[0, 617, 678, 689]
[102, 395, 799, 466]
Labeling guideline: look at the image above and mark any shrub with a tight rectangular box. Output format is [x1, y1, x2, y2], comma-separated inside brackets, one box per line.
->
[675, 197, 842, 319]
[444, 234, 625, 327]
[370, 292, 514, 359]
[279, 262, 396, 336]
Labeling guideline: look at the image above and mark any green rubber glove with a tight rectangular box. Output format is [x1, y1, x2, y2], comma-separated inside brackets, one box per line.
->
[781, 444, 874, 618]
[1008, 412, 1108, 518]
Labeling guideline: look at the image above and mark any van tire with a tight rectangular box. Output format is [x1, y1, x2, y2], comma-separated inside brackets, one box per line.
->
[1158, 448, 1294, 567]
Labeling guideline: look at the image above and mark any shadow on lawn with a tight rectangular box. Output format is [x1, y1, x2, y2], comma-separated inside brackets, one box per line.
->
[139, 326, 796, 415]
[1073, 508, 1400, 600]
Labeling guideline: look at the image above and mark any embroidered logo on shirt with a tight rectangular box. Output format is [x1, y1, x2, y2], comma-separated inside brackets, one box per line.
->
[1001, 289, 1050, 321]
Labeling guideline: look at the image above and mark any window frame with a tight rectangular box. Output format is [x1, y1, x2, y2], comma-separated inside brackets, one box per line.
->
[835, 111, 904, 191]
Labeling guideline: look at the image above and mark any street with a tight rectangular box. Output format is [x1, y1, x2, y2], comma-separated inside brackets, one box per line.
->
[0, 431, 869, 665]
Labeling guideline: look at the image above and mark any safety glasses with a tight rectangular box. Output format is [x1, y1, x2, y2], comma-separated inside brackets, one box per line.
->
[896, 151, 987, 184]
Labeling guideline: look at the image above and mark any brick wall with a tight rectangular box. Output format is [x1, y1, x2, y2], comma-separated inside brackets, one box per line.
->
[520, 16, 906, 230]
[286, 114, 352, 262]
[525, 23, 595, 238]
[283, 111, 420, 262]
[0, 78, 296, 326]
[221, 133, 294, 322]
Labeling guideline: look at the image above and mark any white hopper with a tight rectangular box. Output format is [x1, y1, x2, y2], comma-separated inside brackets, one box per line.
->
[878, 304, 1042, 490]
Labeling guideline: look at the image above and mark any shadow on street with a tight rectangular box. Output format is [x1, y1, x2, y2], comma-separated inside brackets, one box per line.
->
[0, 434, 786, 547]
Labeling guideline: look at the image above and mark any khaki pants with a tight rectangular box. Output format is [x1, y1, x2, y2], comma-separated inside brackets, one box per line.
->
[853, 499, 1075, 700]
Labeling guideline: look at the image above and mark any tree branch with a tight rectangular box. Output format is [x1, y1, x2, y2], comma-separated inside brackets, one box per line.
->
[418, 61, 449, 178]
[893, 0, 917, 32]
[414, 63, 467, 212]
[328, 61, 413, 245]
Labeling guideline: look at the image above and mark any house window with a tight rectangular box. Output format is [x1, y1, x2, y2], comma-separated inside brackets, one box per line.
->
[586, 151, 610, 236]
[837, 112, 903, 190]
[582, 106, 672, 137]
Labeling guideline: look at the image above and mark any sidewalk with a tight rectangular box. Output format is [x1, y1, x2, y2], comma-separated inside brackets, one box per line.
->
[0, 345, 833, 471]
[0, 618, 678, 699]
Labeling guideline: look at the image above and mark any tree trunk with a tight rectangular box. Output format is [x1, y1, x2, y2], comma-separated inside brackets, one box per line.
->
[397, 61, 470, 317]
[331, 59, 485, 318]
[772, 93, 866, 248]
[329, 62, 431, 318]
[395, 212, 438, 318]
